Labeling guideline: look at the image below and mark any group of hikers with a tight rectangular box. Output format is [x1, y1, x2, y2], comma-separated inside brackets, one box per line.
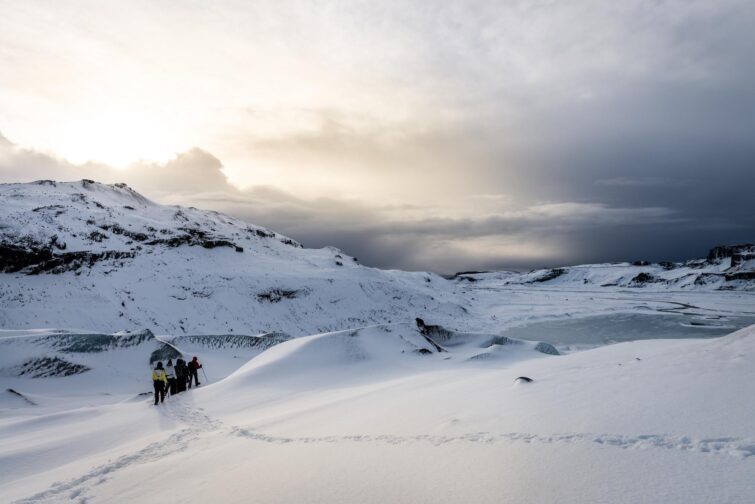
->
[151, 356, 203, 405]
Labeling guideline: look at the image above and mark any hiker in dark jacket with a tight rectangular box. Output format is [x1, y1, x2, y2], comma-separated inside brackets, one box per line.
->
[152, 362, 167, 405]
[175, 359, 187, 393]
[188, 356, 202, 387]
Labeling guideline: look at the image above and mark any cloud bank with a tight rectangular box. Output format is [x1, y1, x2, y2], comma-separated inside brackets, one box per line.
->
[3, 134, 749, 274]
[1, 1, 754, 272]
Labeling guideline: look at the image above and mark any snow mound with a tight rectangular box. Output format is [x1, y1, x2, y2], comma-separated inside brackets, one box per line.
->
[222, 321, 559, 389]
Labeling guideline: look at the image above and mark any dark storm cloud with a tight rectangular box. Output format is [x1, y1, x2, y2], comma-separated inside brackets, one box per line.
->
[2, 1, 755, 272]
[1, 135, 700, 273]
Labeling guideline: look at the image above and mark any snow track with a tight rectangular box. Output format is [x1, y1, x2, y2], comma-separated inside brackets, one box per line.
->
[229, 428, 755, 459]
[18, 419, 754, 503]
[17, 425, 754, 503]
[14, 398, 221, 504]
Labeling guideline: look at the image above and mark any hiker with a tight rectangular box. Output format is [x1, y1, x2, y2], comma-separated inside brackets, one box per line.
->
[188, 356, 202, 387]
[165, 359, 177, 396]
[152, 362, 167, 405]
[175, 359, 187, 393]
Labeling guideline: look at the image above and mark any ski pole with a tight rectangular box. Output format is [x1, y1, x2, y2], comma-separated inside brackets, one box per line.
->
[201, 367, 209, 383]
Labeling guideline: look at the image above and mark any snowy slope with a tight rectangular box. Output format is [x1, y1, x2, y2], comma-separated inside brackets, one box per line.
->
[0, 321, 557, 405]
[0, 180, 469, 335]
[1, 323, 753, 503]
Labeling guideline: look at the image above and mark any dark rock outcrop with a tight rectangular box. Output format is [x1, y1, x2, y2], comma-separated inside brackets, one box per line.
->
[15, 357, 90, 378]
[25, 250, 136, 275]
[725, 271, 755, 281]
[0, 243, 55, 273]
[257, 288, 301, 303]
[529, 268, 565, 283]
[707, 244, 755, 266]
[414, 318, 448, 352]
[145, 227, 241, 251]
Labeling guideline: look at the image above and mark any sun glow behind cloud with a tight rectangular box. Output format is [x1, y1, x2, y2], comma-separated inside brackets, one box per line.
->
[1, 0, 444, 194]
[1, 0, 754, 271]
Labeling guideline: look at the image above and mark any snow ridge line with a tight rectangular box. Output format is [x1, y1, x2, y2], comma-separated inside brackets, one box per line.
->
[229, 427, 755, 459]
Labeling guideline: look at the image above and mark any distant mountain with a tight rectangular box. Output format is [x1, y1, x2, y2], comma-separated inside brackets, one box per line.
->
[451, 243, 755, 291]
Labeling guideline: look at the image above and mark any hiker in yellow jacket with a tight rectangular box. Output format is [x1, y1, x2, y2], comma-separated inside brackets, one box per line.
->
[152, 362, 168, 405]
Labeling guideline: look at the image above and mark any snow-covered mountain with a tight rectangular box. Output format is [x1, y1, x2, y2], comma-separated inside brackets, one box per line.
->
[1, 180, 753, 338]
[0, 180, 470, 334]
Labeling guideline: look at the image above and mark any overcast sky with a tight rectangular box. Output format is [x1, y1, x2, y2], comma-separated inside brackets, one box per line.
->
[1, 0, 754, 273]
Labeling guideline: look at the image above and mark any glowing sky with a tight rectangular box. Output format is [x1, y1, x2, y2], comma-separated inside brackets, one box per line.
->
[1, 0, 754, 272]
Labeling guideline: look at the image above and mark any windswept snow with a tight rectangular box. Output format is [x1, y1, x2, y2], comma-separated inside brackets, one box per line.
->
[2, 324, 754, 503]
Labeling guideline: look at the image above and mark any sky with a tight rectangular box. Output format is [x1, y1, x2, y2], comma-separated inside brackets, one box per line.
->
[1, 0, 754, 273]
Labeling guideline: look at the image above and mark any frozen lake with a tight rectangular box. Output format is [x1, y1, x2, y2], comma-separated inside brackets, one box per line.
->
[499, 312, 755, 350]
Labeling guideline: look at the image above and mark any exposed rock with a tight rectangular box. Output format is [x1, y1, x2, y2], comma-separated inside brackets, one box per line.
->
[0, 243, 54, 273]
[51, 329, 155, 353]
[88, 231, 109, 242]
[14, 357, 90, 378]
[145, 227, 241, 251]
[168, 333, 291, 350]
[25, 250, 136, 275]
[529, 268, 565, 283]
[149, 344, 182, 364]
[629, 272, 660, 286]
[534, 342, 560, 355]
[707, 244, 755, 265]
[414, 318, 448, 352]
[482, 335, 517, 347]
[99, 223, 148, 242]
[280, 238, 302, 248]
[253, 229, 275, 238]
[257, 288, 301, 303]
[5, 388, 37, 405]
[694, 273, 722, 286]
[725, 271, 755, 281]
